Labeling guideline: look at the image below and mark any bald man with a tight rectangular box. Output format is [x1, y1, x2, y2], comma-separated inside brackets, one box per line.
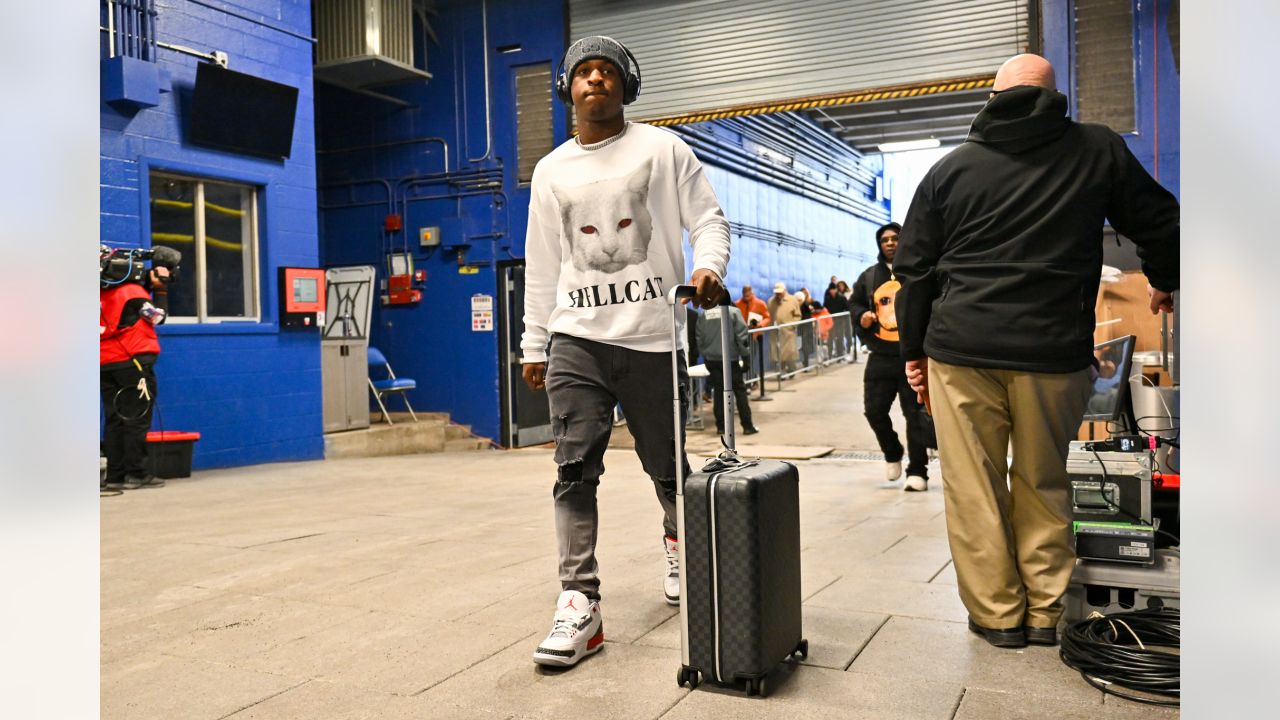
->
[894, 54, 1179, 649]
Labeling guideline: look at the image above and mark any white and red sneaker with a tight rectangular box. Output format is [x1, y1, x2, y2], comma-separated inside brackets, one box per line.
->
[532, 590, 604, 667]
[664, 536, 680, 606]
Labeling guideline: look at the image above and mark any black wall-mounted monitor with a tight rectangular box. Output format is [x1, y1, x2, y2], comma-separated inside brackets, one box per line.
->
[189, 63, 299, 159]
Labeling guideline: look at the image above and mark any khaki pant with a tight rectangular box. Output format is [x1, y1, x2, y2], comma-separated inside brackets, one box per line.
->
[929, 359, 1091, 629]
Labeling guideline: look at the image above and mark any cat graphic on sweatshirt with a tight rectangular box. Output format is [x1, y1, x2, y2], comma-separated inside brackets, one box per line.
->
[550, 159, 653, 274]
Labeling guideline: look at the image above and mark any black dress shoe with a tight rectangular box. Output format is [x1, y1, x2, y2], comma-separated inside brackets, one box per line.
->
[742, 425, 760, 435]
[968, 617, 1027, 648]
[1024, 626, 1058, 646]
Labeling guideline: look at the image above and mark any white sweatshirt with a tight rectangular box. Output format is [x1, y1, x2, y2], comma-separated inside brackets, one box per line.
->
[520, 122, 730, 362]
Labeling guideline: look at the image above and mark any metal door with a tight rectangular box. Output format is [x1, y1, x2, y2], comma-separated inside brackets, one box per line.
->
[321, 266, 376, 433]
[499, 262, 552, 447]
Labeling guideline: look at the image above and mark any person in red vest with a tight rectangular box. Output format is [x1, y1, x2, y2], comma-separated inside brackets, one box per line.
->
[100, 246, 173, 491]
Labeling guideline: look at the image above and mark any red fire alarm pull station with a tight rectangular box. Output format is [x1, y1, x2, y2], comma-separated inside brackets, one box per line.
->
[279, 267, 326, 328]
[382, 252, 424, 305]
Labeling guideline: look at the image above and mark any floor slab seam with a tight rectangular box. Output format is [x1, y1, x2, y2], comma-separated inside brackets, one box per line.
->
[801, 574, 843, 603]
[842, 614, 892, 671]
[408, 631, 539, 697]
[879, 534, 909, 554]
[215, 678, 311, 720]
[948, 686, 967, 720]
[927, 559, 954, 584]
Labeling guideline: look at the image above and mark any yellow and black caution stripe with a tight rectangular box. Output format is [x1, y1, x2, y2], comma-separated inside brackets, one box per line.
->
[640, 74, 996, 128]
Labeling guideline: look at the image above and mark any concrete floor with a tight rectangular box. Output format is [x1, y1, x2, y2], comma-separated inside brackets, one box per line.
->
[101, 361, 1179, 719]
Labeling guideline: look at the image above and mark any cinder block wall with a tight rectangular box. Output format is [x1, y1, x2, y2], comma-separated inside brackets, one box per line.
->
[100, 0, 323, 469]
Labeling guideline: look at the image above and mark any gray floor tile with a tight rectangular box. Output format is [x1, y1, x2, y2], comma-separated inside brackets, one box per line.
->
[421, 640, 690, 720]
[103, 592, 365, 666]
[794, 606, 889, 670]
[101, 654, 301, 720]
[955, 687, 1179, 719]
[221, 678, 525, 720]
[849, 616, 1103, 704]
[660, 663, 962, 720]
[805, 575, 969, 623]
[235, 611, 536, 696]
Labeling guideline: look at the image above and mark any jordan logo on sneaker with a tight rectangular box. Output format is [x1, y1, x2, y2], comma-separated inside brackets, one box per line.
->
[563, 597, 578, 610]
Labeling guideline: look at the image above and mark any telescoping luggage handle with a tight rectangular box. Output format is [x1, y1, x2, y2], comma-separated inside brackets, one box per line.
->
[666, 284, 737, 497]
[668, 282, 737, 675]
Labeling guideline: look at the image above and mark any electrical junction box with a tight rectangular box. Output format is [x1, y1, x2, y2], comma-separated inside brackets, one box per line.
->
[419, 226, 441, 248]
[102, 55, 165, 109]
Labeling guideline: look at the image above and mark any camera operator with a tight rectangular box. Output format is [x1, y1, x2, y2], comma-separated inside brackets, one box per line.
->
[99, 246, 178, 491]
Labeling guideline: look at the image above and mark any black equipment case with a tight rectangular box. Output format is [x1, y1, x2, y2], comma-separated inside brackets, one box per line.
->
[667, 286, 806, 697]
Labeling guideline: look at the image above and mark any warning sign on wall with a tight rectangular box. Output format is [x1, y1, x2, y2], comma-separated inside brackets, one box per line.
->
[471, 294, 494, 332]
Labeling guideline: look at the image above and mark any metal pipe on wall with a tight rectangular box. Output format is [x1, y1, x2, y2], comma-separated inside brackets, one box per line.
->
[106, 0, 116, 58]
[318, 137, 452, 174]
[130, 0, 139, 57]
[122, 0, 131, 58]
[145, 0, 157, 61]
[467, 0, 494, 163]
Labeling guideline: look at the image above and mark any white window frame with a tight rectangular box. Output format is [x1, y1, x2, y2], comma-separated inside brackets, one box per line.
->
[150, 171, 261, 324]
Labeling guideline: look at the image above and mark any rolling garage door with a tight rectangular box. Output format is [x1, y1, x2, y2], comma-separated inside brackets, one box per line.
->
[568, 0, 1030, 124]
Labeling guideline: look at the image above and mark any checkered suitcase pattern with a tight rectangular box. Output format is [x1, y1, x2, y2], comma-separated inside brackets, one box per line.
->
[667, 285, 804, 694]
[683, 461, 802, 685]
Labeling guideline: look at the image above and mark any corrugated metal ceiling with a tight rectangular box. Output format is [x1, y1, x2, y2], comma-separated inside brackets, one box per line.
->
[568, 0, 1027, 152]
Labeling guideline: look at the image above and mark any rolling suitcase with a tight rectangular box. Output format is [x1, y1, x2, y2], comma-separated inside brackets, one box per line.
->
[667, 285, 806, 698]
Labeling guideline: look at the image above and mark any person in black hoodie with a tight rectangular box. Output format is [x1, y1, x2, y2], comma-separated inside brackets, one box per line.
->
[850, 222, 929, 491]
[823, 280, 852, 359]
[894, 55, 1178, 650]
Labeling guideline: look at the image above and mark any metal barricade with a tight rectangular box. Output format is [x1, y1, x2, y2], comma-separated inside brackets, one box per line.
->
[744, 312, 857, 398]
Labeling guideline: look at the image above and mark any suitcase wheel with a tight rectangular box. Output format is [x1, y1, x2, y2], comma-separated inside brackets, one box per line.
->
[745, 676, 768, 697]
[677, 665, 701, 689]
[793, 639, 809, 660]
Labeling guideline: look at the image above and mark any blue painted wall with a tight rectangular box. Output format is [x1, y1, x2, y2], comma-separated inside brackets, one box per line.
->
[1041, 0, 1180, 198]
[100, 0, 323, 469]
[317, 0, 570, 444]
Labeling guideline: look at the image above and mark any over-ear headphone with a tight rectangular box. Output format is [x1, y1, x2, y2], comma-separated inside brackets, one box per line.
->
[554, 36, 642, 106]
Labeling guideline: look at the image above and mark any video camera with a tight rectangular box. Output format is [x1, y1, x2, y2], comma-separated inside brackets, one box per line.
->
[100, 244, 182, 289]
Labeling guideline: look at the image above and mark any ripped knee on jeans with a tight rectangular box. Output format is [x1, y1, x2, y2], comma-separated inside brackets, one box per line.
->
[557, 459, 586, 484]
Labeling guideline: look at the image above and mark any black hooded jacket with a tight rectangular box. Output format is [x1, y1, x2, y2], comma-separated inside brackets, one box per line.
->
[849, 246, 898, 355]
[894, 85, 1179, 373]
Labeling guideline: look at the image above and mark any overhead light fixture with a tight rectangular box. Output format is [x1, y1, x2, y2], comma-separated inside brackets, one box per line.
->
[877, 138, 942, 153]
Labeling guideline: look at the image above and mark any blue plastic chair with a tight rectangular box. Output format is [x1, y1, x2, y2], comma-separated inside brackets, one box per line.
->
[367, 346, 418, 425]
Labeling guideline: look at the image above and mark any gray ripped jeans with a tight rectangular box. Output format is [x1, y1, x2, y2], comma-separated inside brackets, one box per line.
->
[545, 333, 690, 602]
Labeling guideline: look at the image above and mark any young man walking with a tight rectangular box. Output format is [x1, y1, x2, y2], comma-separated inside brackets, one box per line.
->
[520, 35, 730, 668]
[850, 222, 930, 491]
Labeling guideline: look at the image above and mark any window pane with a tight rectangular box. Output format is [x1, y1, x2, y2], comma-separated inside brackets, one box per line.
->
[148, 175, 199, 318]
[203, 182, 254, 318]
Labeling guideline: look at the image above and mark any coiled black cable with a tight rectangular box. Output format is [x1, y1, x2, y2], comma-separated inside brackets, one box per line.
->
[1059, 607, 1180, 706]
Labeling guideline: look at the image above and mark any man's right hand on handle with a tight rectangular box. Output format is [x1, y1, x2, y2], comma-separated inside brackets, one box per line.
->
[523, 362, 547, 391]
